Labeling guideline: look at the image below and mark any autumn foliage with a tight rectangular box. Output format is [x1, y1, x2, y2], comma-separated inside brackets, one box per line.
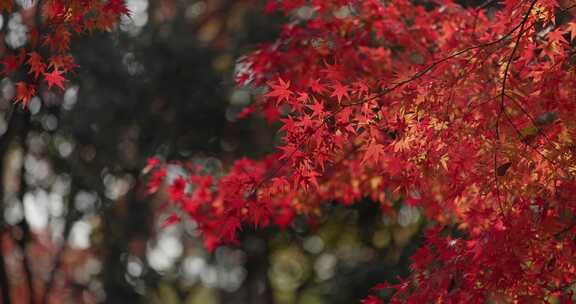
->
[144, 0, 576, 301]
[3, 0, 576, 301]
[0, 0, 129, 105]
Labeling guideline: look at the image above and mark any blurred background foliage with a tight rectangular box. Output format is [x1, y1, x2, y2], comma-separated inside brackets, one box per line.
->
[0, 0, 423, 303]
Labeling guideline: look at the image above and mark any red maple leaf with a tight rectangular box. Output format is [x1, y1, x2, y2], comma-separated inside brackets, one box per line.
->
[308, 78, 327, 94]
[547, 28, 568, 45]
[262, 102, 281, 123]
[104, 0, 131, 16]
[48, 55, 78, 73]
[27, 52, 46, 79]
[43, 27, 71, 53]
[265, 77, 292, 102]
[362, 142, 385, 165]
[44, 69, 66, 90]
[2, 55, 20, 75]
[331, 82, 350, 103]
[247, 200, 271, 227]
[307, 98, 325, 118]
[14, 82, 36, 107]
[352, 80, 370, 96]
[2, 49, 25, 75]
[566, 22, 576, 41]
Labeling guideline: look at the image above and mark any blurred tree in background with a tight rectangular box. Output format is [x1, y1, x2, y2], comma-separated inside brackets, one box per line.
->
[0, 0, 422, 303]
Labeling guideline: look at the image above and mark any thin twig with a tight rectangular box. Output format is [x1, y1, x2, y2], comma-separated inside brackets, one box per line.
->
[494, 0, 537, 212]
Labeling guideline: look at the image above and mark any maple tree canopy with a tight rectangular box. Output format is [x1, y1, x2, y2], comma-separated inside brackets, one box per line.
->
[2, 0, 576, 302]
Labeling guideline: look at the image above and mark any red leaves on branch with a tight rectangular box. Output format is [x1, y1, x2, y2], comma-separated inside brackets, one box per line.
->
[2, 49, 25, 75]
[0, 0, 129, 106]
[27, 52, 46, 79]
[104, 0, 130, 16]
[142, 0, 576, 302]
[14, 82, 35, 106]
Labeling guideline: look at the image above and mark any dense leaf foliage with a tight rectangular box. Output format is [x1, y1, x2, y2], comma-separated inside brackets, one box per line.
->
[3, 0, 576, 301]
[0, 0, 128, 105]
[145, 0, 576, 301]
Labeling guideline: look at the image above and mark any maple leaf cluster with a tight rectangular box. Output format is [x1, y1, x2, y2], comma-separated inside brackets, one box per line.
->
[0, 0, 129, 106]
[147, 0, 576, 302]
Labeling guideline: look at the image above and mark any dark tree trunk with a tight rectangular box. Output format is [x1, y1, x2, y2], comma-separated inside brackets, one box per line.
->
[221, 230, 274, 304]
